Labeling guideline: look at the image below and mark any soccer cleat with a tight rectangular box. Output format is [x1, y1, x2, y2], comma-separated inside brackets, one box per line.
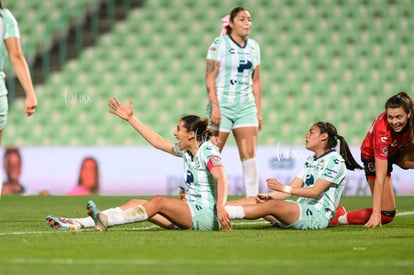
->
[45, 215, 83, 231]
[95, 212, 109, 231]
[86, 200, 99, 223]
[329, 205, 347, 226]
[86, 200, 108, 231]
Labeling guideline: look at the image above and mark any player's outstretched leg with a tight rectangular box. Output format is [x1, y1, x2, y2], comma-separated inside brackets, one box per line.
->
[45, 215, 83, 231]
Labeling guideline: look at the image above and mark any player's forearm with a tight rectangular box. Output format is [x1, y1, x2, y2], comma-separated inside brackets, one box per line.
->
[11, 55, 36, 98]
[127, 116, 170, 151]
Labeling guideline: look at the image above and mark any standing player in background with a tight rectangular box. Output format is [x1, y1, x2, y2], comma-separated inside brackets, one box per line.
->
[0, 1, 37, 192]
[205, 7, 262, 197]
[330, 92, 414, 227]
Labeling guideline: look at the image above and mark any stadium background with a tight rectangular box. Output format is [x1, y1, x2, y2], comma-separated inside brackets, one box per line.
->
[2, 0, 414, 195]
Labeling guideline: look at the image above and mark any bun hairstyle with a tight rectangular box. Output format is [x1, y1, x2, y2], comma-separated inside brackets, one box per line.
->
[180, 115, 213, 142]
[316, 122, 362, 171]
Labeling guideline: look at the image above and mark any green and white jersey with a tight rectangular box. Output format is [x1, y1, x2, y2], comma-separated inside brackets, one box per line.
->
[0, 9, 20, 96]
[206, 35, 260, 104]
[173, 141, 223, 210]
[296, 150, 347, 219]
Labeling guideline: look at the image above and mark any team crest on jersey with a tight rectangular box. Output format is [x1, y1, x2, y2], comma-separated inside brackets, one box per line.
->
[318, 159, 325, 170]
[210, 46, 216, 52]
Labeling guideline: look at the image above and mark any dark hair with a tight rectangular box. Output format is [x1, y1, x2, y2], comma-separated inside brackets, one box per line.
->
[180, 115, 212, 142]
[385, 92, 414, 133]
[0, 1, 3, 9]
[225, 7, 247, 35]
[77, 156, 99, 193]
[3, 147, 21, 162]
[316, 122, 363, 170]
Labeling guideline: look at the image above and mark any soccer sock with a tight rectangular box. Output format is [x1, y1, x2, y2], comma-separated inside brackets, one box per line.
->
[242, 158, 259, 197]
[73, 207, 125, 228]
[339, 208, 372, 225]
[225, 205, 245, 219]
[122, 205, 149, 222]
[338, 208, 396, 225]
[74, 217, 95, 228]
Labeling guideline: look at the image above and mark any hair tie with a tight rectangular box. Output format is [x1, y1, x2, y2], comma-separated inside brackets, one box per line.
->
[220, 15, 230, 36]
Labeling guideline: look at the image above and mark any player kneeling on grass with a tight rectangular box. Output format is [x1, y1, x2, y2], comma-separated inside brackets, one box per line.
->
[46, 97, 231, 231]
[225, 122, 362, 230]
[329, 92, 414, 227]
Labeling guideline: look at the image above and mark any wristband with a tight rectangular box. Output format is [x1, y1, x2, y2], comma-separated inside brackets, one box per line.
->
[283, 185, 292, 194]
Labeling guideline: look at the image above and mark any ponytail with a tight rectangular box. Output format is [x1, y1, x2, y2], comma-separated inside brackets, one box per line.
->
[316, 122, 363, 171]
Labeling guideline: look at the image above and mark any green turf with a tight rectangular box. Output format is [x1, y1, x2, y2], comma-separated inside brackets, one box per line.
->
[0, 195, 413, 275]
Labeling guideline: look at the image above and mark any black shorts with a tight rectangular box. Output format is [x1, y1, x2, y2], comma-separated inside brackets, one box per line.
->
[361, 156, 394, 178]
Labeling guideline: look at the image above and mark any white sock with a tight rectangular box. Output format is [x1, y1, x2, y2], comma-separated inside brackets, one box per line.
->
[122, 205, 148, 222]
[74, 217, 95, 228]
[73, 207, 124, 228]
[338, 214, 349, 225]
[242, 158, 259, 197]
[225, 205, 245, 219]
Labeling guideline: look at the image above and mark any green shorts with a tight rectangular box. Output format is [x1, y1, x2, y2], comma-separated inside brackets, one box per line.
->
[273, 201, 330, 230]
[207, 100, 258, 132]
[187, 201, 220, 231]
[0, 95, 8, 130]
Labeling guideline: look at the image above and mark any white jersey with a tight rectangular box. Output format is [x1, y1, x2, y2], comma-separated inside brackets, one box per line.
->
[174, 141, 222, 210]
[0, 9, 20, 95]
[206, 35, 260, 104]
[296, 150, 347, 220]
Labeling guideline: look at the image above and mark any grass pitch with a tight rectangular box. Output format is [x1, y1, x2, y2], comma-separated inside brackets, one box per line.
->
[1, 195, 413, 275]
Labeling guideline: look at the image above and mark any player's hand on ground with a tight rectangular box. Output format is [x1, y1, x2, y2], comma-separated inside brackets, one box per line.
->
[217, 205, 232, 231]
[364, 212, 382, 228]
[108, 96, 133, 121]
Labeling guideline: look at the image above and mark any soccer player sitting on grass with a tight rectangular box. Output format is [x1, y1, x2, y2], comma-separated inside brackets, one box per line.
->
[224, 122, 362, 229]
[46, 97, 231, 231]
[47, 121, 361, 231]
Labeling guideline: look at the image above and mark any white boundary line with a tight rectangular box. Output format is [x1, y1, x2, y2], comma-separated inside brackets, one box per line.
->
[2, 258, 414, 266]
[396, 210, 414, 216]
[0, 211, 412, 237]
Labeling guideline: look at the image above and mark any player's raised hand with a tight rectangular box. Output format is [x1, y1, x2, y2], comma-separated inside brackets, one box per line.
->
[108, 96, 133, 121]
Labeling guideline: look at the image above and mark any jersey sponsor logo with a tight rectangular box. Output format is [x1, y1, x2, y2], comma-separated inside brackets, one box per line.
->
[380, 136, 388, 143]
[237, 60, 253, 73]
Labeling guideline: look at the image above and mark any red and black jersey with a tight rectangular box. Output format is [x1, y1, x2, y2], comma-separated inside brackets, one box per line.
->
[361, 112, 412, 160]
